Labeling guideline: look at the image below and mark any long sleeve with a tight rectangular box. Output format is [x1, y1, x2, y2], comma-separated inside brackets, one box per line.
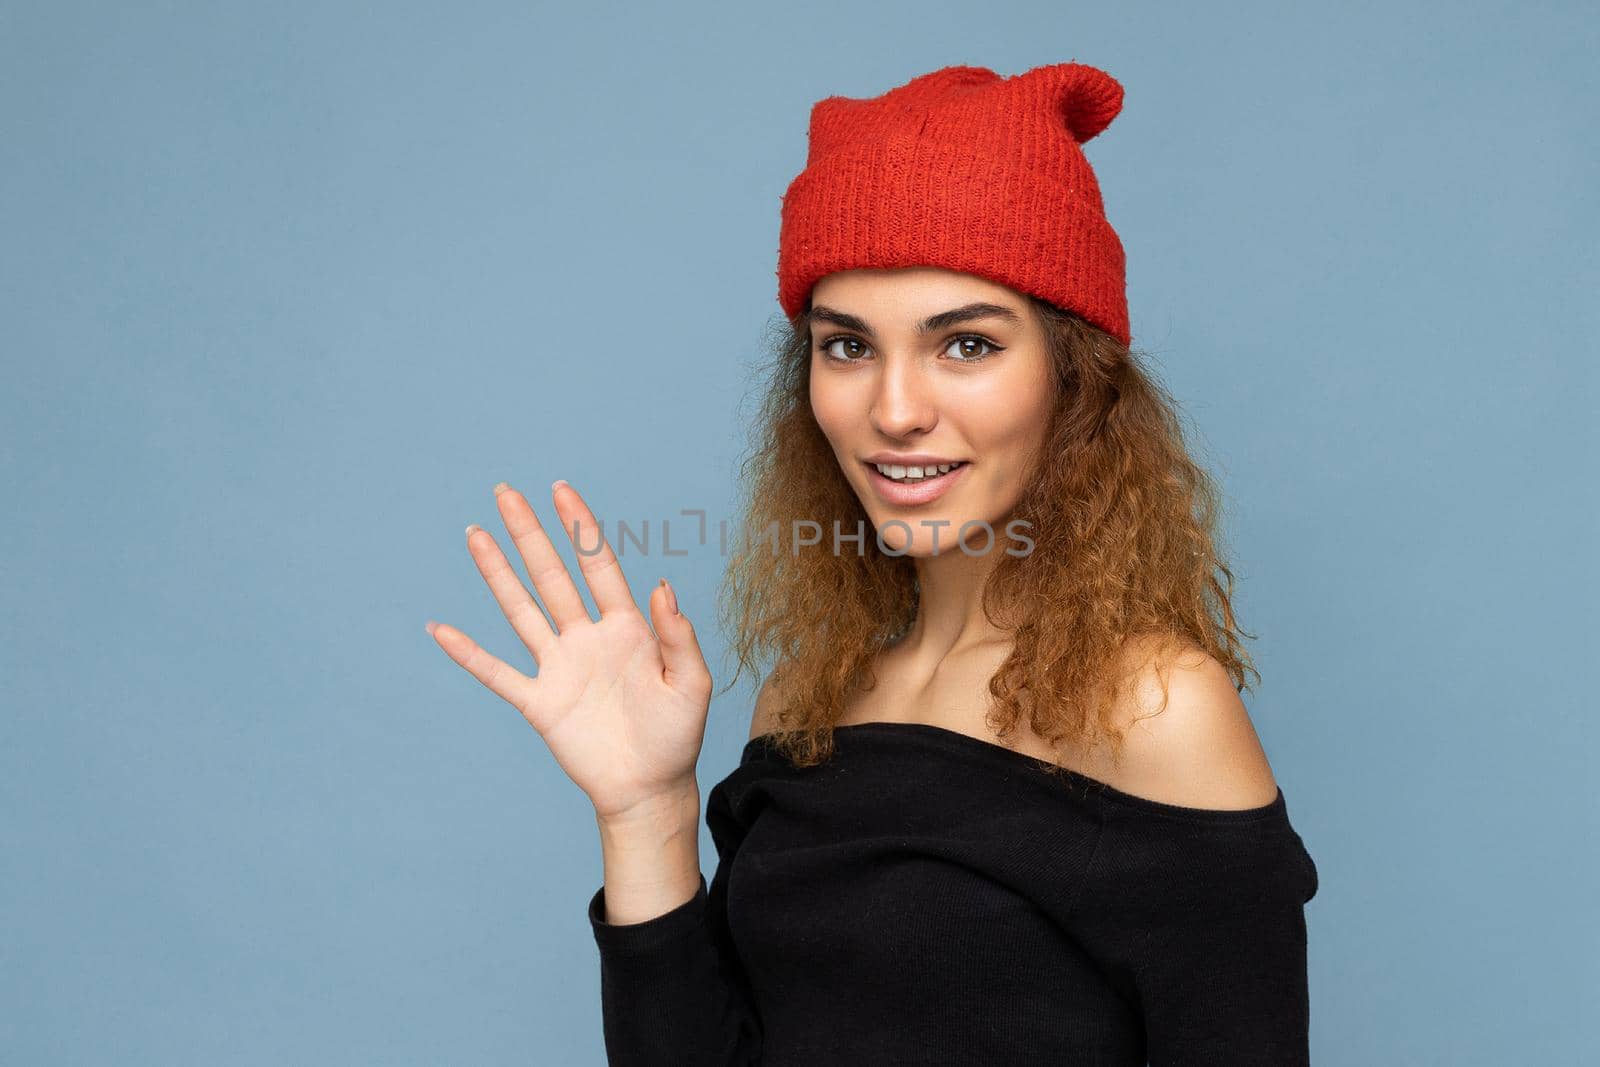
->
[1066, 790, 1320, 1066]
[586, 777, 763, 1065]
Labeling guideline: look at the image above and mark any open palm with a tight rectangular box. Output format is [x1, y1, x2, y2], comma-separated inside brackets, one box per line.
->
[427, 481, 713, 821]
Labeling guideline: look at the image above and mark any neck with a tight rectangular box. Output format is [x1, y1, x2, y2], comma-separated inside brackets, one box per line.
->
[895, 534, 1012, 661]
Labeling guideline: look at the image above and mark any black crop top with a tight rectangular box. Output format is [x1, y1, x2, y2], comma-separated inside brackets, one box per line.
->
[587, 721, 1319, 1065]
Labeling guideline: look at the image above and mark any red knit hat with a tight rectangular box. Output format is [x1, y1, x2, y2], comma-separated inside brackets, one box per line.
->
[777, 62, 1130, 347]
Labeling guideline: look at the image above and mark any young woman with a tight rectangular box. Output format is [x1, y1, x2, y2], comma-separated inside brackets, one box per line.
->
[428, 62, 1319, 1065]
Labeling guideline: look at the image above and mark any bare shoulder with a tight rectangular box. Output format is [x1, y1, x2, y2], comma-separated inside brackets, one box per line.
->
[1101, 634, 1281, 810]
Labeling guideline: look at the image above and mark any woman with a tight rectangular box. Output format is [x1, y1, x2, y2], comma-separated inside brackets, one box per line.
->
[428, 61, 1318, 1065]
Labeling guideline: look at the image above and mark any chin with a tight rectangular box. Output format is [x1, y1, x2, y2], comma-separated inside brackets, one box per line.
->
[863, 509, 991, 558]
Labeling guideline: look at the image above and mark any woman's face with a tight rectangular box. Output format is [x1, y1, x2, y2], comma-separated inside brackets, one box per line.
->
[807, 266, 1056, 557]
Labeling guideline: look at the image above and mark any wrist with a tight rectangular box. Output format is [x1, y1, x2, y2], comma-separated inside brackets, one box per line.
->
[595, 780, 701, 838]
[593, 781, 704, 925]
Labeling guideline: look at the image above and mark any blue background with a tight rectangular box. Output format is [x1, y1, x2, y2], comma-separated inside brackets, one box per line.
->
[3, 1, 1595, 1062]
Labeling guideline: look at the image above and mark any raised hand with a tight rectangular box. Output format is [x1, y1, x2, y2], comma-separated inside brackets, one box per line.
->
[427, 480, 713, 822]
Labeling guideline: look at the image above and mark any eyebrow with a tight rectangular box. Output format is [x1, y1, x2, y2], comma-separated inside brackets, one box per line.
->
[803, 301, 1025, 337]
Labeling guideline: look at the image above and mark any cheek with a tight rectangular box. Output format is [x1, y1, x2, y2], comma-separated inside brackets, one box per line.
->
[959, 390, 1052, 496]
[959, 383, 1042, 452]
[808, 371, 855, 442]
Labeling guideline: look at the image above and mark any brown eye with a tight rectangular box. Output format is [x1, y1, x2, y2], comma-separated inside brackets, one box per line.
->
[819, 337, 869, 362]
[944, 335, 1002, 361]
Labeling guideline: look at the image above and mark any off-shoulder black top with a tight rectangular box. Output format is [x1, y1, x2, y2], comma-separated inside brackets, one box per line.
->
[587, 721, 1319, 1065]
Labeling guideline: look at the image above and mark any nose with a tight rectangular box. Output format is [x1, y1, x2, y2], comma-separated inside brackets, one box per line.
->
[868, 354, 938, 439]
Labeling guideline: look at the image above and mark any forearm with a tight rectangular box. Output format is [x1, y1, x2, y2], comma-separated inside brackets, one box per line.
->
[594, 780, 704, 925]
[587, 778, 764, 1064]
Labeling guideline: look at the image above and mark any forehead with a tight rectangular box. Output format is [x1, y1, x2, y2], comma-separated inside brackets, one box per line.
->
[810, 266, 1024, 315]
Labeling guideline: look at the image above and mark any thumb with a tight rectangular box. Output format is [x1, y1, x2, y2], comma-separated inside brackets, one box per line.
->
[652, 578, 711, 699]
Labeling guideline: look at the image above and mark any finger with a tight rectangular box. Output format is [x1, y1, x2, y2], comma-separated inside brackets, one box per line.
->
[651, 578, 713, 704]
[426, 620, 547, 730]
[551, 480, 637, 619]
[492, 482, 591, 633]
[464, 523, 557, 662]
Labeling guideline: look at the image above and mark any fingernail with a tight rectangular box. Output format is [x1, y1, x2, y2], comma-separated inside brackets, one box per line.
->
[425, 620, 438, 636]
[660, 577, 680, 615]
[493, 481, 510, 496]
[465, 523, 482, 537]
[552, 479, 569, 494]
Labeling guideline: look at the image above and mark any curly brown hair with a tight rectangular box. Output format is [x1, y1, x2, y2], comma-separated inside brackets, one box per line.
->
[714, 295, 1258, 778]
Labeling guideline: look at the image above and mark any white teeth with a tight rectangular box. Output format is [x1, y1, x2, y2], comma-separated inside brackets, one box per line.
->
[873, 461, 963, 483]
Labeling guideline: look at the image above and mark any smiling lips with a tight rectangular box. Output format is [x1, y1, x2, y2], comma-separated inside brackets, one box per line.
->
[862, 459, 970, 505]
[869, 459, 965, 481]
